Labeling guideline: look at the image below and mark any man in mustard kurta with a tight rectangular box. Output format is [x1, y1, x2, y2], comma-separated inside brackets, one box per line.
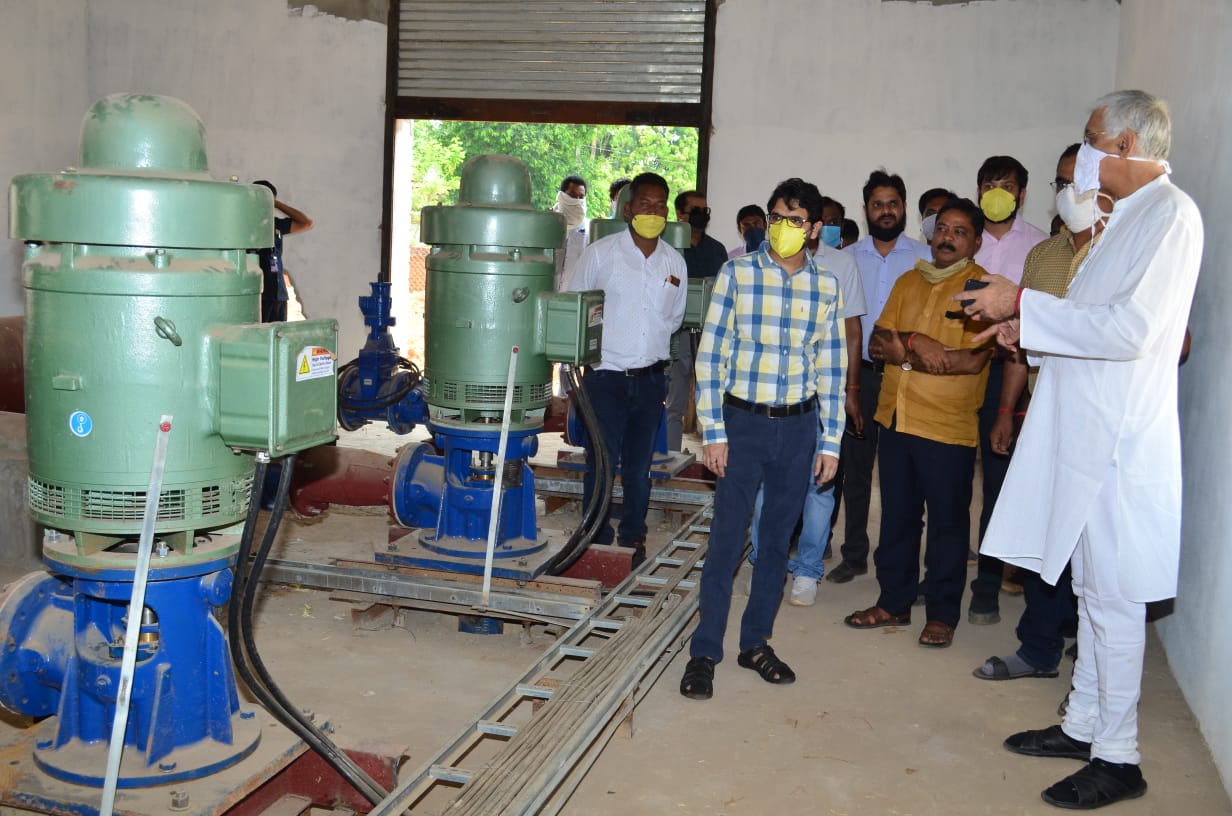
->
[844, 198, 993, 648]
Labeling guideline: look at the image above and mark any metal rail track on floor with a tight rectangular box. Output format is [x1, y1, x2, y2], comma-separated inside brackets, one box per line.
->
[367, 502, 716, 816]
[259, 558, 599, 622]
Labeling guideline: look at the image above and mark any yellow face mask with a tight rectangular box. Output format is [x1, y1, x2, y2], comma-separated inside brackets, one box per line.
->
[979, 188, 1017, 223]
[630, 214, 666, 240]
[768, 220, 807, 258]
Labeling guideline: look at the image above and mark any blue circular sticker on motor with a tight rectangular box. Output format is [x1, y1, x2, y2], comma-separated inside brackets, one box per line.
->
[68, 411, 93, 438]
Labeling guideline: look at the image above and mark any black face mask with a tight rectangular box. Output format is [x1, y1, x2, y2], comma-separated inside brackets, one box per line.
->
[688, 209, 711, 230]
[744, 226, 766, 251]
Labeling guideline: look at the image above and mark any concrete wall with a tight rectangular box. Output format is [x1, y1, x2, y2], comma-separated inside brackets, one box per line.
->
[0, 413, 40, 574]
[1, 0, 386, 353]
[0, 0, 91, 317]
[1117, 0, 1232, 791]
[707, 0, 1121, 250]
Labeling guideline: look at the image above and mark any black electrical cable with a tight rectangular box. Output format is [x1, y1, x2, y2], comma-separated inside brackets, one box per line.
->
[335, 357, 422, 412]
[544, 364, 613, 576]
[228, 455, 388, 805]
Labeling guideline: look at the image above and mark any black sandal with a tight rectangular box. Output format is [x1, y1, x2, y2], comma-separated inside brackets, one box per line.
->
[1041, 759, 1147, 809]
[679, 656, 715, 700]
[736, 644, 796, 685]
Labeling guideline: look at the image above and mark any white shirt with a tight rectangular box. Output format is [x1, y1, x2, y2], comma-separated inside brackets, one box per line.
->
[981, 176, 1202, 601]
[568, 229, 688, 372]
[817, 244, 867, 319]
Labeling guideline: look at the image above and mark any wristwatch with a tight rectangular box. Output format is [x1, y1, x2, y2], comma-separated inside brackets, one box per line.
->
[901, 360, 913, 371]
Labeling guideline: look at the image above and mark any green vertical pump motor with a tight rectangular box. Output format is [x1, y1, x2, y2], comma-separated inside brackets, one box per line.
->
[386, 154, 603, 578]
[0, 93, 338, 789]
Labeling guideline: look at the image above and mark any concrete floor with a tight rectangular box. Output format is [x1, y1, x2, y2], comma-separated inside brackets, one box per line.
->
[1, 423, 1228, 815]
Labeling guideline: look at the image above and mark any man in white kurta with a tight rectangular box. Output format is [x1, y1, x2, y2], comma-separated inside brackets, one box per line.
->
[960, 90, 1202, 810]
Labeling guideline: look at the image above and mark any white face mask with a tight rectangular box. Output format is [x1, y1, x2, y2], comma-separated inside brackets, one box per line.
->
[920, 213, 938, 242]
[555, 190, 587, 229]
[1073, 142, 1113, 196]
[1073, 140, 1172, 196]
[1055, 185, 1111, 234]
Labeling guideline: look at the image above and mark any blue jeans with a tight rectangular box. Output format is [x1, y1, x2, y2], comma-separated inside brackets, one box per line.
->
[749, 480, 834, 580]
[581, 368, 666, 546]
[690, 402, 816, 663]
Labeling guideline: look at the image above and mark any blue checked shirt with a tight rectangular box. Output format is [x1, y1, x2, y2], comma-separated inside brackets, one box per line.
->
[695, 244, 846, 458]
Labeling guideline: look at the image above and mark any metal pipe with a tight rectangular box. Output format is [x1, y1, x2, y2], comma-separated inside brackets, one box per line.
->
[0, 316, 25, 413]
[289, 445, 393, 517]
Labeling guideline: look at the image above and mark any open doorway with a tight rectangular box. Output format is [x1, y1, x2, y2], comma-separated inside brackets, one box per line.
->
[388, 120, 700, 364]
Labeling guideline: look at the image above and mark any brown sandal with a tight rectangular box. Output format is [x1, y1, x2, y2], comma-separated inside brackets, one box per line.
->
[918, 620, 955, 648]
[844, 606, 911, 630]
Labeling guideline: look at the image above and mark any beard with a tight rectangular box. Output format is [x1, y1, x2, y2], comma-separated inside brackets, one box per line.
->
[868, 215, 906, 242]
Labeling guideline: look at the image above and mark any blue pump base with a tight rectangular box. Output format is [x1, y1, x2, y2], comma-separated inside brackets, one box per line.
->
[31, 709, 262, 788]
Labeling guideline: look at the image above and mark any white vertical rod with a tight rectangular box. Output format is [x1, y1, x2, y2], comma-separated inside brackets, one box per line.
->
[100, 414, 174, 816]
[482, 347, 519, 605]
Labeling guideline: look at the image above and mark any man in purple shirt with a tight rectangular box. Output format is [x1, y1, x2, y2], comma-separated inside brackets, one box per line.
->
[968, 156, 1048, 624]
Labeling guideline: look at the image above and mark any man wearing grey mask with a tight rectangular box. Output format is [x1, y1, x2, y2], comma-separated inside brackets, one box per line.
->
[960, 90, 1202, 811]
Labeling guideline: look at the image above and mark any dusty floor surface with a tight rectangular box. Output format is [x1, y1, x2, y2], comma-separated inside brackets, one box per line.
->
[1, 423, 1228, 815]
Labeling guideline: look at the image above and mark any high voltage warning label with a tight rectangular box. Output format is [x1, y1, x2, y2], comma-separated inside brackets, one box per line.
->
[295, 346, 335, 382]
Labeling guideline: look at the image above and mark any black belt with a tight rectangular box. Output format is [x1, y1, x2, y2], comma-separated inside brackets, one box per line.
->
[723, 393, 816, 419]
[621, 360, 669, 377]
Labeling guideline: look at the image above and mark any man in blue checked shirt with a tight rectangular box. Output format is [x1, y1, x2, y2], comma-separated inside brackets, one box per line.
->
[679, 178, 846, 701]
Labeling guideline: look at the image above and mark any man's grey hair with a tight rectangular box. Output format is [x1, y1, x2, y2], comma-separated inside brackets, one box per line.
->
[1094, 90, 1171, 160]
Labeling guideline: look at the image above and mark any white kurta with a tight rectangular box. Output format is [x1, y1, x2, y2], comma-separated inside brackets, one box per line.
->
[980, 176, 1202, 602]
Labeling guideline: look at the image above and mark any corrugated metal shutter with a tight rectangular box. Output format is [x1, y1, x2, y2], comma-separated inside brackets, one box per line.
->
[396, 0, 706, 104]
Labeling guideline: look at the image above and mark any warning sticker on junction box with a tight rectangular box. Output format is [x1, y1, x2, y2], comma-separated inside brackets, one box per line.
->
[295, 346, 335, 382]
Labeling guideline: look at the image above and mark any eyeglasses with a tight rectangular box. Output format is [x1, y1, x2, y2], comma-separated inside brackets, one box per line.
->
[767, 213, 808, 229]
[688, 206, 711, 216]
[1083, 130, 1108, 145]
[1050, 178, 1074, 192]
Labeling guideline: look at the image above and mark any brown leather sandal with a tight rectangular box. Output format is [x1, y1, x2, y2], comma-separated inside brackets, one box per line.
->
[844, 606, 911, 629]
[918, 620, 955, 648]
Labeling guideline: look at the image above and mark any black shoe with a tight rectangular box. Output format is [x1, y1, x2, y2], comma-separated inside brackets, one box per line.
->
[968, 599, 1001, 625]
[679, 656, 715, 700]
[1041, 758, 1146, 809]
[1004, 725, 1091, 760]
[825, 561, 867, 583]
[624, 541, 646, 569]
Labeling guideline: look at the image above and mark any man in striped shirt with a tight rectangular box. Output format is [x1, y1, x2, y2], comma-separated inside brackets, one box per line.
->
[679, 178, 845, 700]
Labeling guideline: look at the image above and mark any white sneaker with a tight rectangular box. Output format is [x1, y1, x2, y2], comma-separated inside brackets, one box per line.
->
[789, 576, 818, 606]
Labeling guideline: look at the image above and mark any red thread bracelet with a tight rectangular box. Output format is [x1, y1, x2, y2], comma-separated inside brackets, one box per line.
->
[906, 332, 918, 352]
[1015, 287, 1026, 316]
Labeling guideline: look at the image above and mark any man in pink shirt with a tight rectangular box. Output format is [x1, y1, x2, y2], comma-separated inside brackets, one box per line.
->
[968, 155, 1048, 625]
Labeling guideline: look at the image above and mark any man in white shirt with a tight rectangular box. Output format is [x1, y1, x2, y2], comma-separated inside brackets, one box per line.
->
[567, 172, 688, 567]
[553, 174, 588, 292]
[960, 90, 1201, 810]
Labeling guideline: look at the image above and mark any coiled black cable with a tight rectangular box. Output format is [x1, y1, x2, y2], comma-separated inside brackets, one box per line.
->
[335, 356, 422, 412]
